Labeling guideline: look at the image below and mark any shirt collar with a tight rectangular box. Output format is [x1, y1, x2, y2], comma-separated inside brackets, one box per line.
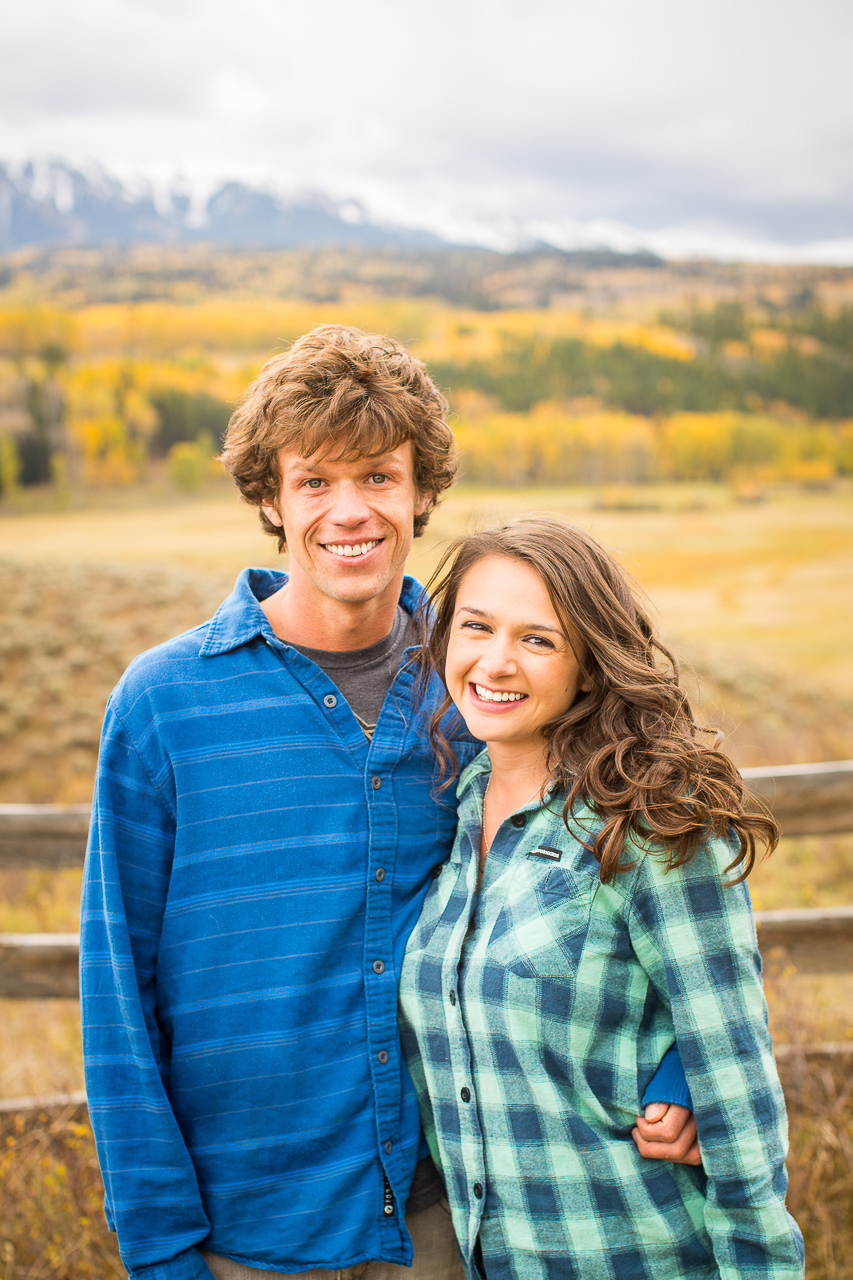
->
[457, 748, 492, 798]
[199, 567, 427, 657]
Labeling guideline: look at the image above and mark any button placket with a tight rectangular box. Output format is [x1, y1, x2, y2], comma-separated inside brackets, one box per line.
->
[364, 753, 402, 1217]
[447, 873, 491, 1255]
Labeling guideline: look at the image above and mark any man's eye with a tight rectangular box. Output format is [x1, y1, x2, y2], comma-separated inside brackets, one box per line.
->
[370, 473, 388, 484]
[305, 478, 324, 489]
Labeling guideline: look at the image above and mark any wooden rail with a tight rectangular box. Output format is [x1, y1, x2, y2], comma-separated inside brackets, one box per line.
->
[741, 760, 853, 836]
[1, 761, 852, 999]
[0, 803, 90, 870]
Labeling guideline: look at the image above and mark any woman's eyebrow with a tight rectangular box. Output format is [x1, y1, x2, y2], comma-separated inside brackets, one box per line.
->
[456, 605, 564, 635]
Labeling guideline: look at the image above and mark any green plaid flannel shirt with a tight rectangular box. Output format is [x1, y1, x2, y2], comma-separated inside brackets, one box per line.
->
[399, 751, 803, 1280]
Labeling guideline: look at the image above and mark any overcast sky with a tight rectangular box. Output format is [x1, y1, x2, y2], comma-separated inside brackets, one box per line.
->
[3, 0, 852, 259]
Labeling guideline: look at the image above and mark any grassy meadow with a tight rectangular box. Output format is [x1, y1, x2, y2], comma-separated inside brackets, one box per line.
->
[1, 247, 852, 1277]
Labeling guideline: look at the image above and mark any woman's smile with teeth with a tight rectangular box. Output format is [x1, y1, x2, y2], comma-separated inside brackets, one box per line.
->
[473, 683, 527, 703]
[325, 540, 379, 558]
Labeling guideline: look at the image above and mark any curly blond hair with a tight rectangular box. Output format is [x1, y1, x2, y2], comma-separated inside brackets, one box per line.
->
[221, 325, 457, 550]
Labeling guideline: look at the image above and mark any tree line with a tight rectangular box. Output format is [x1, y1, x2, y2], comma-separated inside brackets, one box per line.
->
[1, 295, 852, 497]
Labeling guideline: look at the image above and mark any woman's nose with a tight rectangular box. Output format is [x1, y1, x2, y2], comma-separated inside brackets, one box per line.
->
[479, 636, 517, 677]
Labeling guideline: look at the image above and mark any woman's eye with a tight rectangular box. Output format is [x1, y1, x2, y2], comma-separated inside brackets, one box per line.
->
[526, 635, 554, 649]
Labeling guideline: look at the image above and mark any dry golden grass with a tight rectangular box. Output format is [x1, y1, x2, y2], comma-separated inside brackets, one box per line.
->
[0, 560, 232, 804]
[0, 1104, 123, 1280]
[0, 1002, 83, 1099]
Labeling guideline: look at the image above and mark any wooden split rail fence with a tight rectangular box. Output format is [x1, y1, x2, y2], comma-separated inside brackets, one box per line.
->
[1, 760, 853, 1010]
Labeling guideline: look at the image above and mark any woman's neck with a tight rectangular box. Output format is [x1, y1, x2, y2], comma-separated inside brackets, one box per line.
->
[480, 742, 552, 867]
[485, 741, 551, 810]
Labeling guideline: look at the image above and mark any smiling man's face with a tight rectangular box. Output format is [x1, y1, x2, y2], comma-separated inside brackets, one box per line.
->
[261, 441, 430, 615]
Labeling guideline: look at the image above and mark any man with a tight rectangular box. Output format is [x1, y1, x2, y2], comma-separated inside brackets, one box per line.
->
[81, 325, 696, 1280]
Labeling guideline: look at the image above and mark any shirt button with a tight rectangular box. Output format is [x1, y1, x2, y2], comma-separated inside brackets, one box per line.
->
[372, 960, 385, 974]
[378, 1050, 389, 1064]
[323, 694, 337, 708]
[510, 813, 526, 828]
[383, 1204, 394, 1216]
[460, 1087, 471, 1103]
[473, 1182, 483, 1199]
[375, 868, 386, 882]
[385, 1140, 393, 1154]
[449, 990, 456, 1005]
[371, 776, 382, 790]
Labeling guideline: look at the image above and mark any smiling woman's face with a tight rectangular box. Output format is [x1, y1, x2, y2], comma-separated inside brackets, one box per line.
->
[444, 554, 591, 758]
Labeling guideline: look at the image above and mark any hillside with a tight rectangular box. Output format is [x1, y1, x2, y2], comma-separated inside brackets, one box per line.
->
[1, 556, 851, 806]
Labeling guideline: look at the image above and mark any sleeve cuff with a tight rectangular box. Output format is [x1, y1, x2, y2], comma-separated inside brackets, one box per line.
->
[127, 1246, 215, 1280]
[641, 1043, 694, 1111]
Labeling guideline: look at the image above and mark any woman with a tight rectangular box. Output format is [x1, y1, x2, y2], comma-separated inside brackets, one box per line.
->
[399, 516, 803, 1280]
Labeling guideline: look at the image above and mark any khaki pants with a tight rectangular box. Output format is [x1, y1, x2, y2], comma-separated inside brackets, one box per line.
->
[200, 1197, 463, 1280]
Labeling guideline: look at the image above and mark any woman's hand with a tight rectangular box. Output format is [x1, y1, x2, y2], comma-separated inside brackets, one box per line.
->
[631, 1102, 701, 1165]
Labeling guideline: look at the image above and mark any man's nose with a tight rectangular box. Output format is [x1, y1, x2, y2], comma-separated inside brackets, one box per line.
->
[329, 481, 371, 525]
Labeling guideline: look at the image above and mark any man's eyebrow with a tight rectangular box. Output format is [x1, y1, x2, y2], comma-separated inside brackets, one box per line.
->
[456, 605, 564, 635]
[291, 454, 402, 472]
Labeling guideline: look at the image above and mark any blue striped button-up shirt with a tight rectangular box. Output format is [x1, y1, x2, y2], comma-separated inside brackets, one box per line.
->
[80, 569, 478, 1280]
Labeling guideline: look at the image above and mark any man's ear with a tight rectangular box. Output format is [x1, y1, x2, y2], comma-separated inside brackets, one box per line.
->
[261, 500, 283, 528]
[415, 490, 432, 518]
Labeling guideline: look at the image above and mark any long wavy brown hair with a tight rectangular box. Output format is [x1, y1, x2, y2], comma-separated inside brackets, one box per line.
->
[422, 515, 778, 884]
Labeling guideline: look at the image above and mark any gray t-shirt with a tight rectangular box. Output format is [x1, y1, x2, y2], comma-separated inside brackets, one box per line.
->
[291, 605, 417, 740]
[292, 605, 443, 1213]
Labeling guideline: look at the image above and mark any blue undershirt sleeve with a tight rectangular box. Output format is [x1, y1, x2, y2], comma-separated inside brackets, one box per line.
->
[641, 1042, 694, 1110]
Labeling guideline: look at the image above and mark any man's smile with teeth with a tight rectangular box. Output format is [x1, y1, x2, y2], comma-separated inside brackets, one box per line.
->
[473, 683, 527, 703]
[324, 540, 380, 558]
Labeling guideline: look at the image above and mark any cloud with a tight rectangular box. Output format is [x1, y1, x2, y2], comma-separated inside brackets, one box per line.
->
[2, 0, 851, 250]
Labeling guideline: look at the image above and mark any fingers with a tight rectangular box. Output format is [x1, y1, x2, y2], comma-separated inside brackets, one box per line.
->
[643, 1102, 691, 1141]
[632, 1103, 701, 1165]
[632, 1125, 702, 1165]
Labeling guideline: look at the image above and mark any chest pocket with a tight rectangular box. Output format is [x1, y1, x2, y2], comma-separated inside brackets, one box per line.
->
[484, 858, 599, 980]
